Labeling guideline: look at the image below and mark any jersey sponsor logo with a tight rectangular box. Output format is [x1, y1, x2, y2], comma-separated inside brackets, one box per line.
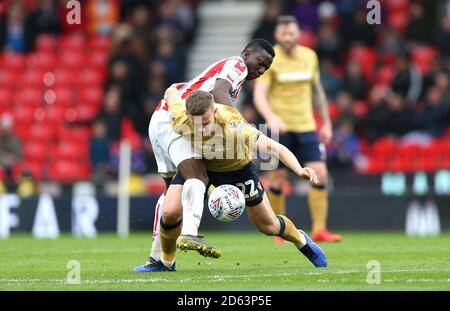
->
[234, 60, 246, 73]
[276, 71, 313, 82]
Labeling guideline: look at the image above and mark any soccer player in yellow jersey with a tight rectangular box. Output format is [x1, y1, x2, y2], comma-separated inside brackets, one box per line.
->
[254, 16, 341, 243]
[133, 88, 327, 272]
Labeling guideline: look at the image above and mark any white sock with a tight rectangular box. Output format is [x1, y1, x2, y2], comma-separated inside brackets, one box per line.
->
[298, 231, 307, 248]
[181, 178, 206, 236]
[161, 258, 175, 269]
[149, 194, 165, 260]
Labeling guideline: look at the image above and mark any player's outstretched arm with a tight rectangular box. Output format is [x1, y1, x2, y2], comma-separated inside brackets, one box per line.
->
[255, 134, 319, 184]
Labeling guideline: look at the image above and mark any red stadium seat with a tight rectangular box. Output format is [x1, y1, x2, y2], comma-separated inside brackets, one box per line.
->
[1, 53, 26, 71]
[27, 123, 57, 142]
[72, 105, 100, 122]
[352, 101, 368, 119]
[20, 70, 45, 88]
[13, 106, 36, 124]
[372, 137, 398, 156]
[58, 51, 85, 69]
[78, 87, 103, 106]
[23, 141, 49, 162]
[15, 88, 43, 106]
[377, 65, 395, 86]
[53, 87, 73, 107]
[87, 51, 108, 69]
[411, 46, 438, 75]
[58, 126, 92, 143]
[45, 105, 68, 125]
[88, 36, 111, 53]
[53, 69, 79, 87]
[59, 34, 87, 52]
[36, 34, 57, 53]
[24, 160, 46, 180]
[54, 141, 89, 161]
[0, 88, 13, 110]
[27, 52, 56, 71]
[0, 70, 21, 88]
[298, 30, 316, 49]
[49, 160, 89, 182]
[78, 68, 104, 87]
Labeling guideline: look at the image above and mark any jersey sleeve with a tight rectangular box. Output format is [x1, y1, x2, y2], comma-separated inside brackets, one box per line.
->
[216, 58, 248, 91]
[312, 52, 320, 83]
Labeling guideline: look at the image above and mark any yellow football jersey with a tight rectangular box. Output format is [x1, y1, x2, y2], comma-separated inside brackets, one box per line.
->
[168, 101, 261, 172]
[258, 44, 320, 132]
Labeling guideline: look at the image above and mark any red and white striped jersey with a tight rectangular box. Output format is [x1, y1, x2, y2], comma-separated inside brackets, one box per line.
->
[156, 56, 248, 110]
[179, 56, 248, 102]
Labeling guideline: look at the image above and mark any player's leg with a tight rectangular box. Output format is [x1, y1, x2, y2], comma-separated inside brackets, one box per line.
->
[246, 192, 327, 267]
[266, 132, 293, 244]
[300, 132, 341, 242]
[170, 171, 221, 258]
[133, 184, 183, 272]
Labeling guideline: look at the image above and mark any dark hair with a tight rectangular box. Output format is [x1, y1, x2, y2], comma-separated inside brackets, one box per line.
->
[186, 90, 214, 116]
[277, 15, 299, 26]
[243, 38, 275, 58]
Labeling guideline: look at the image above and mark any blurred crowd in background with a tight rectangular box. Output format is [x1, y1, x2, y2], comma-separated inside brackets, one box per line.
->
[0, 0, 449, 195]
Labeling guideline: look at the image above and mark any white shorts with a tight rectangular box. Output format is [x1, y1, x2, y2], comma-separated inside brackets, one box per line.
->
[148, 109, 200, 178]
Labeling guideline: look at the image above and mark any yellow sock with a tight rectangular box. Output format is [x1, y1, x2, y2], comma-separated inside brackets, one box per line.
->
[277, 215, 306, 247]
[308, 186, 328, 233]
[267, 188, 285, 215]
[160, 219, 182, 266]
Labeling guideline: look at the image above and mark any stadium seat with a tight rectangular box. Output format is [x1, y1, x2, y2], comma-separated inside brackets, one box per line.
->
[27, 123, 56, 142]
[27, 52, 56, 71]
[0, 88, 13, 111]
[36, 34, 57, 53]
[53, 69, 79, 87]
[23, 141, 48, 162]
[54, 141, 89, 161]
[87, 51, 109, 69]
[24, 160, 45, 180]
[58, 51, 86, 69]
[45, 105, 68, 126]
[298, 30, 316, 49]
[352, 101, 368, 119]
[53, 87, 73, 107]
[13, 106, 37, 124]
[20, 70, 45, 88]
[411, 46, 438, 75]
[49, 160, 89, 182]
[78, 68, 104, 87]
[58, 126, 92, 144]
[78, 87, 103, 106]
[15, 88, 43, 106]
[372, 137, 398, 156]
[0, 53, 26, 71]
[377, 65, 395, 86]
[88, 36, 111, 53]
[72, 105, 100, 122]
[59, 34, 87, 52]
[0, 70, 21, 88]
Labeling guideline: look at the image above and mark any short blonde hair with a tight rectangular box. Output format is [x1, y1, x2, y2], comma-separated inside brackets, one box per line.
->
[186, 90, 214, 116]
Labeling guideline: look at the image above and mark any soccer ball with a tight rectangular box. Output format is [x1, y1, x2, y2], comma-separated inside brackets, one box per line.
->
[208, 184, 246, 222]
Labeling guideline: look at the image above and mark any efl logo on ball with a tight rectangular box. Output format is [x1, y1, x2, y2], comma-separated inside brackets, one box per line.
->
[208, 185, 245, 222]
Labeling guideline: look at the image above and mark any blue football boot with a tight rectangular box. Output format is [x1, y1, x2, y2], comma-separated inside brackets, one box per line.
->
[132, 257, 176, 273]
[298, 230, 327, 267]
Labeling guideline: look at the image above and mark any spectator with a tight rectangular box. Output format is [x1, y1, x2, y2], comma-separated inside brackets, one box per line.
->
[437, 16, 450, 58]
[97, 85, 123, 141]
[320, 59, 342, 100]
[0, 114, 22, 190]
[315, 23, 343, 64]
[86, 0, 120, 36]
[0, 3, 34, 52]
[252, 1, 281, 44]
[405, 1, 434, 45]
[391, 52, 423, 105]
[414, 86, 450, 137]
[292, 0, 319, 32]
[342, 60, 368, 100]
[90, 119, 113, 184]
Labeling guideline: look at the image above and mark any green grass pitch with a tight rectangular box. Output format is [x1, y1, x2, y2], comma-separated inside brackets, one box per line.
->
[1, 232, 449, 290]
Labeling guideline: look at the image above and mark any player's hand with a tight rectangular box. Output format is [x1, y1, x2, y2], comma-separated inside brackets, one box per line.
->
[170, 82, 185, 90]
[267, 114, 288, 134]
[299, 167, 319, 184]
[164, 86, 181, 104]
[319, 123, 332, 145]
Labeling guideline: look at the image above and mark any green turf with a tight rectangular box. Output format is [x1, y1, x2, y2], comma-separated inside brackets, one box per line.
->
[0, 232, 449, 290]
